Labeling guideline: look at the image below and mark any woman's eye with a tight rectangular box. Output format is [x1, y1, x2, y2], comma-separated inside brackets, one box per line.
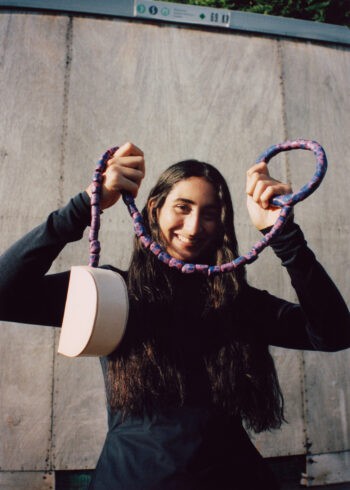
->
[175, 204, 190, 213]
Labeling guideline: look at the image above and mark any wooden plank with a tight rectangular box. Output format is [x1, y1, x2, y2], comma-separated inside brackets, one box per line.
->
[0, 12, 69, 471]
[281, 40, 350, 234]
[0, 471, 54, 489]
[0, 13, 69, 230]
[0, 324, 54, 470]
[281, 40, 350, 455]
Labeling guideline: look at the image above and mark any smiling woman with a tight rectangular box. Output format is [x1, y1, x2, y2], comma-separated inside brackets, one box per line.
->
[0, 142, 349, 490]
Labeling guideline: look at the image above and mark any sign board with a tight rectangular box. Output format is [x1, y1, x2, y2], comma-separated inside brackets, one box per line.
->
[134, 0, 231, 28]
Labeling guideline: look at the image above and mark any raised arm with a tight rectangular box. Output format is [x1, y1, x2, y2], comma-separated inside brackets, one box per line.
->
[244, 162, 350, 351]
[0, 142, 145, 327]
[0, 192, 91, 326]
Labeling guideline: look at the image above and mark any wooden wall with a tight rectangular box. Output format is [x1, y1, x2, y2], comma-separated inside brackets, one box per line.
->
[0, 11, 349, 488]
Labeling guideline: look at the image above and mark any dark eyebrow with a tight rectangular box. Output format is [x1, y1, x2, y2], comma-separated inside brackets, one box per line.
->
[173, 198, 219, 210]
[173, 198, 195, 205]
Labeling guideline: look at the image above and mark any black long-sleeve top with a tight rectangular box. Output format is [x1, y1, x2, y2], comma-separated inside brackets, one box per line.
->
[0, 193, 349, 490]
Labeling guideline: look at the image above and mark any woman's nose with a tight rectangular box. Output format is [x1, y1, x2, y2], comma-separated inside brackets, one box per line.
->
[184, 212, 202, 236]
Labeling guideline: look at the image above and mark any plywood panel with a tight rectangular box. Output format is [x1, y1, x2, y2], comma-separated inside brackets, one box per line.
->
[0, 13, 69, 230]
[0, 324, 54, 470]
[281, 40, 350, 299]
[0, 471, 54, 489]
[0, 13, 69, 472]
[281, 40, 350, 454]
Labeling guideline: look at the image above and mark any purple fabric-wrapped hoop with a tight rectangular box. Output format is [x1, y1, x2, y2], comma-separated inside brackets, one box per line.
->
[89, 139, 327, 274]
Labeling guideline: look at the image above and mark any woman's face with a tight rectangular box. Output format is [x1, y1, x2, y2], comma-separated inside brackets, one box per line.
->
[156, 177, 220, 262]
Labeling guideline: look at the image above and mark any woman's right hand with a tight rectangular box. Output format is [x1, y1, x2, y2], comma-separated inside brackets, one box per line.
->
[86, 142, 145, 210]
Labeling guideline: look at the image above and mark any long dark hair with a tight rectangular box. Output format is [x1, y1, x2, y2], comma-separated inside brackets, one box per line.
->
[106, 160, 284, 432]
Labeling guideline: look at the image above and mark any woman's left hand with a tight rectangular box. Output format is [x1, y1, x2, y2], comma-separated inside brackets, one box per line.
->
[246, 161, 292, 230]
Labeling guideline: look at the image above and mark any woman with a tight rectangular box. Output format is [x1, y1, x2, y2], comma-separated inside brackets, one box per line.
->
[0, 142, 349, 489]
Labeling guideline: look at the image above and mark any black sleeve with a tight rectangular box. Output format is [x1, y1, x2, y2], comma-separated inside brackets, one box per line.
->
[0, 192, 92, 327]
[242, 220, 350, 352]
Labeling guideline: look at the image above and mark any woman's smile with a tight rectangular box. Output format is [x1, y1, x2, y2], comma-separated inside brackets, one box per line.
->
[175, 234, 196, 244]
